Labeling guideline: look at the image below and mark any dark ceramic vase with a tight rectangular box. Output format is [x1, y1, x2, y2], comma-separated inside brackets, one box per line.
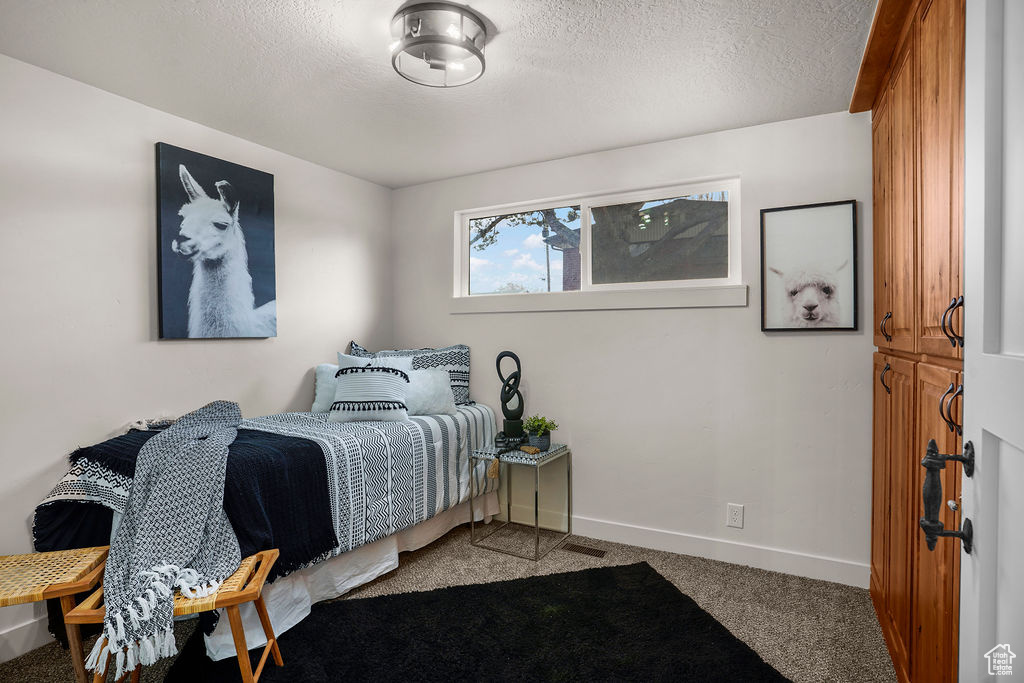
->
[527, 432, 551, 451]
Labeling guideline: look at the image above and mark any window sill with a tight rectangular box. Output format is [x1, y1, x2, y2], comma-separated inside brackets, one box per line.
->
[450, 284, 748, 314]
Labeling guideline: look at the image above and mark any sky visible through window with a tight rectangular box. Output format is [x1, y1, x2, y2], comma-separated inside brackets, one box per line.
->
[469, 207, 580, 294]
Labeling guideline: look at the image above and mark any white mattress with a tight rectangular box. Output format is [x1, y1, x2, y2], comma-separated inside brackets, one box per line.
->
[203, 490, 499, 660]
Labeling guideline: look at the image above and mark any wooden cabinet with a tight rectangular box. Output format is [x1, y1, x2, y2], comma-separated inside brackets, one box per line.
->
[872, 353, 916, 682]
[912, 362, 962, 683]
[871, 354, 889, 593]
[888, 42, 919, 354]
[869, 0, 965, 360]
[872, 100, 893, 349]
[859, 1, 965, 681]
[916, 0, 964, 359]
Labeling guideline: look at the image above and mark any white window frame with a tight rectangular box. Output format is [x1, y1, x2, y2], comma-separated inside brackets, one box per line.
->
[452, 177, 747, 313]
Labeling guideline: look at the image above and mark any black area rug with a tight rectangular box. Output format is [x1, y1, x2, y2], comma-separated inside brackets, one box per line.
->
[166, 562, 788, 682]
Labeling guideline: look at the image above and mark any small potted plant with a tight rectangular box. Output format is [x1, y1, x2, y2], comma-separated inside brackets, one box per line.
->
[523, 414, 558, 451]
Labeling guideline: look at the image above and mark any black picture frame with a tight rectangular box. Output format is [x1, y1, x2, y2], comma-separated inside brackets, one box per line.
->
[156, 142, 276, 339]
[760, 199, 858, 332]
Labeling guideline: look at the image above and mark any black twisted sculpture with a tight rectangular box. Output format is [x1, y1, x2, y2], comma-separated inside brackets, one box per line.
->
[495, 350, 525, 444]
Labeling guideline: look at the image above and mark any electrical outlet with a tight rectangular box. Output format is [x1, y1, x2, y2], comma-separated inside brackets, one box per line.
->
[726, 503, 744, 529]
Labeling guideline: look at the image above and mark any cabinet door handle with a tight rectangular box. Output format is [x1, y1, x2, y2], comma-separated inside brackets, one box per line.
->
[946, 383, 963, 436]
[880, 363, 891, 394]
[951, 295, 965, 347]
[939, 382, 956, 432]
[880, 312, 893, 342]
[940, 297, 957, 346]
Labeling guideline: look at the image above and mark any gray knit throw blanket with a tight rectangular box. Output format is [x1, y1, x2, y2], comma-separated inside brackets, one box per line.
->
[86, 401, 243, 678]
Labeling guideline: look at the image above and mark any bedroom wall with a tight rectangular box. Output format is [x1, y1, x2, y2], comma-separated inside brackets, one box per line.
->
[0, 54, 393, 658]
[390, 111, 874, 587]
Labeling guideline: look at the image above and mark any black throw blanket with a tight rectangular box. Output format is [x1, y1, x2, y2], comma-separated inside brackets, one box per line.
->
[34, 428, 337, 642]
[35, 428, 337, 577]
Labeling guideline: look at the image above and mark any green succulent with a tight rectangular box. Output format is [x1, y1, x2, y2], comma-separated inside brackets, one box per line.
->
[523, 414, 559, 437]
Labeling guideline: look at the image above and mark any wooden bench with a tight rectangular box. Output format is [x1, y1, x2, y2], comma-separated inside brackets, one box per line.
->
[66, 549, 282, 682]
[0, 546, 109, 683]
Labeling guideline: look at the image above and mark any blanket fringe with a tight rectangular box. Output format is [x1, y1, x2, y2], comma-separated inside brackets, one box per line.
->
[86, 562, 192, 677]
[85, 636, 106, 672]
[91, 625, 177, 679]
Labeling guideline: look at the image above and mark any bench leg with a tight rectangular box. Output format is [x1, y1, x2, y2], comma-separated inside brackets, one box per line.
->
[253, 595, 283, 667]
[59, 595, 88, 683]
[226, 605, 255, 683]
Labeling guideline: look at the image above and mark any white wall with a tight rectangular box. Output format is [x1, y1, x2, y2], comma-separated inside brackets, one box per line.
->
[0, 54, 393, 657]
[391, 111, 874, 587]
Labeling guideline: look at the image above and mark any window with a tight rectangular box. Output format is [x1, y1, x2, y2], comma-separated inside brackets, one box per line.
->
[454, 178, 742, 312]
[467, 206, 582, 295]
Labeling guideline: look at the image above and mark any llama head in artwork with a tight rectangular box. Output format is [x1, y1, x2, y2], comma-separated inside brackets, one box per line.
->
[769, 260, 848, 327]
[172, 164, 244, 262]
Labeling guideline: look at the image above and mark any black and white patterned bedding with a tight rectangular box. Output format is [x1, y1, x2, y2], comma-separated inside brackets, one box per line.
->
[36, 404, 498, 566]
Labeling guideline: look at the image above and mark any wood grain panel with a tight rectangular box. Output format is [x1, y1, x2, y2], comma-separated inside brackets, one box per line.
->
[873, 98, 894, 349]
[885, 356, 916, 682]
[911, 362, 961, 683]
[871, 353, 892, 598]
[917, 0, 965, 359]
[889, 42, 919, 353]
[850, 0, 920, 112]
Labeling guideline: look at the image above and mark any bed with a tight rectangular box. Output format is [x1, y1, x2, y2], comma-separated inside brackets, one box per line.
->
[33, 404, 499, 660]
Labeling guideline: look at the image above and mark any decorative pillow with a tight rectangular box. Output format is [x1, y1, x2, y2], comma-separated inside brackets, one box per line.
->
[311, 354, 371, 412]
[350, 341, 471, 404]
[328, 366, 410, 423]
[370, 356, 413, 374]
[406, 369, 458, 416]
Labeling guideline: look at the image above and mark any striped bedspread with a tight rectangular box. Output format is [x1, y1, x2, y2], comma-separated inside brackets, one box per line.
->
[240, 403, 498, 559]
[36, 404, 497, 569]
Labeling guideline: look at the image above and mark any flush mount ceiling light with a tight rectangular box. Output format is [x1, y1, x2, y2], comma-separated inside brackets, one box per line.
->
[389, 2, 487, 87]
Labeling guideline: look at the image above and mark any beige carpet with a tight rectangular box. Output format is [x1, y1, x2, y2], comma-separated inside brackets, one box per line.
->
[0, 525, 896, 682]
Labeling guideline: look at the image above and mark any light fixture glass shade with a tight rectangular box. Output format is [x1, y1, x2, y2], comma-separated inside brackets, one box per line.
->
[390, 2, 486, 87]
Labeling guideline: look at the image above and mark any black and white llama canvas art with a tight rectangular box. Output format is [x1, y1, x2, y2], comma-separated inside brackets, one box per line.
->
[156, 143, 276, 338]
[760, 200, 857, 332]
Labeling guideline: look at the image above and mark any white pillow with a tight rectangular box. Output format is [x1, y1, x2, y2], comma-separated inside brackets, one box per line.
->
[328, 366, 410, 423]
[406, 369, 458, 416]
[312, 354, 371, 412]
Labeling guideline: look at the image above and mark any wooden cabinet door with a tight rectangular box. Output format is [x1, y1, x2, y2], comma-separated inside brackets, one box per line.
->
[873, 100, 894, 349]
[889, 41, 918, 353]
[917, 0, 965, 359]
[871, 353, 891, 597]
[911, 362, 961, 683]
[885, 356, 916, 682]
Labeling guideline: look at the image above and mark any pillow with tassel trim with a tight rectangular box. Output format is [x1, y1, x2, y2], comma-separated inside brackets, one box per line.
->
[328, 366, 411, 423]
[311, 353, 371, 412]
[350, 341, 470, 404]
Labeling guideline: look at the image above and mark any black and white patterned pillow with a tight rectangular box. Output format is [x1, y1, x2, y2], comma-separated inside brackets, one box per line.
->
[328, 366, 410, 423]
[350, 341, 471, 404]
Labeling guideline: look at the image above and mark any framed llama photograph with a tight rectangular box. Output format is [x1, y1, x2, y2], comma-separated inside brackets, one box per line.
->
[760, 200, 857, 332]
[156, 143, 276, 339]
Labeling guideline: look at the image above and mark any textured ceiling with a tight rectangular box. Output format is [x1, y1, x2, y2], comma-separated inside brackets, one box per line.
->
[0, 1, 875, 188]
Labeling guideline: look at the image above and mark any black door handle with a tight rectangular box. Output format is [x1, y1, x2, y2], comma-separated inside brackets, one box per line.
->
[920, 439, 975, 553]
[939, 382, 955, 432]
[940, 297, 957, 346]
[950, 296, 965, 347]
[946, 384, 963, 436]
[880, 363, 891, 394]
[880, 312, 893, 342]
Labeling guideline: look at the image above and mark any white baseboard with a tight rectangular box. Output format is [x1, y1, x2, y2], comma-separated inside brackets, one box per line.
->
[0, 615, 53, 664]
[571, 514, 870, 588]
[500, 503, 570, 532]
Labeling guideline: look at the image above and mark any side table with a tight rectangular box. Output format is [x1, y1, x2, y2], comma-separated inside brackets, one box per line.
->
[469, 443, 572, 561]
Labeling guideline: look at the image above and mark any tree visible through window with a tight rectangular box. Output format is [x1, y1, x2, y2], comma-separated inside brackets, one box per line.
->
[468, 206, 582, 295]
[459, 180, 737, 297]
[591, 192, 729, 284]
